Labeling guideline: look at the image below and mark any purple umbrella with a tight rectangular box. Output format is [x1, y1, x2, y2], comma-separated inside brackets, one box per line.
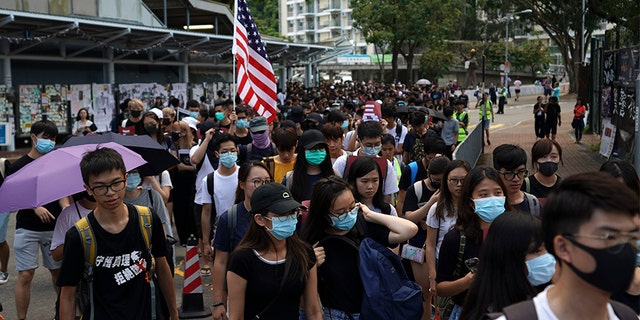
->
[0, 142, 146, 212]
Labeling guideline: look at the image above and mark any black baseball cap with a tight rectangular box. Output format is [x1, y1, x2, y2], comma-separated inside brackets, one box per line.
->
[298, 129, 327, 150]
[250, 183, 303, 214]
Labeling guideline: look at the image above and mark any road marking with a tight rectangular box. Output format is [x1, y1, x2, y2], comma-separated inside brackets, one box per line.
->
[175, 259, 185, 277]
[468, 123, 504, 130]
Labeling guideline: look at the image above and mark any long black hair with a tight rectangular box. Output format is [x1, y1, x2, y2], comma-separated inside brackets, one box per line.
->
[455, 166, 513, 244]
[347, 156, 388, 214]
[460, 211, 542, 319]
[435, 159, 470, 220]
[290, 141, 334, 202]
[232, 193, 311, 282]
[301, 176, 353, 245]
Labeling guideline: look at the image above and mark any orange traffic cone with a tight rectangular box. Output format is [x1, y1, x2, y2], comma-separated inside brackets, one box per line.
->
[179, 234, 212, 319]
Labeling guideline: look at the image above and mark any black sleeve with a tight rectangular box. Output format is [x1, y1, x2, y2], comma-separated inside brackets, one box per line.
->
[57, 228, 85, 287]
[360, 214, 391, 247]
[398, 166, 413, 191]
[436, 229, 462, 283]
[227, 248, 253, 280]
[150, 211, 168, 258]
[403, 184, 420, 214]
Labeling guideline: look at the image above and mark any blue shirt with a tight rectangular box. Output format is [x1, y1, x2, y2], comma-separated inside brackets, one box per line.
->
[213, 202, 251, 252]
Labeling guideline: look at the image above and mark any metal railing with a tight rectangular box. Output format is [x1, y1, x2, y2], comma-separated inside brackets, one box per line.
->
[452, 123, 483, 167]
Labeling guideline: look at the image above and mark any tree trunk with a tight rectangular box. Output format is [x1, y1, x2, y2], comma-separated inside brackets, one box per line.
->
[405, 52, 415, 84]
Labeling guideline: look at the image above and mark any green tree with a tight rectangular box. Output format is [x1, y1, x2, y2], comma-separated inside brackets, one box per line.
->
[418, 44, 455, 80]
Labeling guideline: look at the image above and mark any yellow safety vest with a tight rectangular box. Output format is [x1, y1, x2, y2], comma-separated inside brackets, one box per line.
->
[479, 101, 492, 120]
[455, 111, 468, 143]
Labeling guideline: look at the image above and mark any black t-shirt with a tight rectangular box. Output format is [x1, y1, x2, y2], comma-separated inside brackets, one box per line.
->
[227, 246, 316, 320]
[436, 229, 481, 306]
[521, 174, 562, 199]
[317, 213, 391, 313]
[403, 180, 436, 247]
[57, 204, 168, 320]
[124, 119, 145, 135]
[398, 160, 428, 191]
[545, 103, 561, 123]
[235, 133, 252, 146]
[238, 143, 277, 164]
[533, 103, 546, 120]
[7, 155, 62, 231]
[283, 172, 325, 203]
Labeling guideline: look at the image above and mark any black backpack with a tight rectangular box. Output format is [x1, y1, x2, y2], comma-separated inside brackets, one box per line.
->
[485, 299, 637, 319]
[0, 158, 10, 187]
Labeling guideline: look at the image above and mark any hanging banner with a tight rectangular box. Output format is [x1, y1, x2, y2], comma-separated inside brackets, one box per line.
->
[170, 83, 188, 108]
[68, 84, 92, 117]
[42, 84, 69, 134]
[599, 120, 616, 158]
[0, 85, 14, 135]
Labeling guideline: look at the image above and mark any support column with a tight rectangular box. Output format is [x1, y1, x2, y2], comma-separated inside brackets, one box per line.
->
[305, 63, 312, 88]
[181, 53, 189, 83]
[106, 47, 115, 84]
[2, 40, 14, 151]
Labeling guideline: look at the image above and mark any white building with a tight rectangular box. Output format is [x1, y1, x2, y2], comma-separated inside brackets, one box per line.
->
[279, 0, 367, 53]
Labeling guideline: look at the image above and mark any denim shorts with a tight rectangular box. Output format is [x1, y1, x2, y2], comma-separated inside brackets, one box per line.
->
[14, 229, 61, 271]
[0, 212, 9, 243]
[322, 308, 360, 320]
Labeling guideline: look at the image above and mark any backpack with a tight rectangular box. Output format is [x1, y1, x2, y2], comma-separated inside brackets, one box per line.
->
[359, 237, 423, 319]
[484, 298, 638, 320]
[225, 204, 244, 253]
[246, 142, 277, 162]
[74, 205, 154, 320]
[409, 132, 425, 162]
[523, 192, 541, 217]
[408, 161, 419, 186]
[0, 158, 10, 187]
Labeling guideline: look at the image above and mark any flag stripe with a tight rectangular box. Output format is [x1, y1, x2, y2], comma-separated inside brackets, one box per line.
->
[233, 0, 277, 123]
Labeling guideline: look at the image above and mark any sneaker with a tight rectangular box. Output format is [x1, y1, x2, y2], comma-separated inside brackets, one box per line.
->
[0, 272, 8, 285]
[487, 140, 491, 146]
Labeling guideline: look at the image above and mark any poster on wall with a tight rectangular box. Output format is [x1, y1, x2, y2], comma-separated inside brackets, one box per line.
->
[171, 83, 188, 108]
[192, 84, 205, 103]
[611, 85, 636, 134]
[603, 52, 615, 87]
[18, 85, 41, 135]
[119, 83, 165, 109]
[92, 83, 116, 132]
[599, 120, 616, 158]
[0, 85, 14, 134]
[68, 84, 93, 118]
[616, 48, 640, 87]
[42, 84, 69, 134]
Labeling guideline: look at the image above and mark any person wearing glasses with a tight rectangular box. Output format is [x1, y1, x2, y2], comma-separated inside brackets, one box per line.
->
[301, 176, 417, 319]
[209, 161, 273, 320]
[496, 173, 639, 319]
[436, 166, 513, 320]
[198, 133, 239, 276]
[425, 160, 471, 301]
[493, 144, 542, 216]
[58, 147, 178, 320]
[226, 183, 322, 320]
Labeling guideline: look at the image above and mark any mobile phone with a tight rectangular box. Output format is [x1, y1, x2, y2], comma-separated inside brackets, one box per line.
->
[465, 257, 479, 273]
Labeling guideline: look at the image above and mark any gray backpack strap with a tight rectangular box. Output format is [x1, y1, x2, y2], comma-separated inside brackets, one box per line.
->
[413, 180, 423, 203]
[524, 177, 531, 194]
[524, 192, 540, 217]
[284, 171, 293, 191]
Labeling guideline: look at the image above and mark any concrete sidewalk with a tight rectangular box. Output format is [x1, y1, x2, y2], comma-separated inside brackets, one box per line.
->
[476, 93, 607, 176]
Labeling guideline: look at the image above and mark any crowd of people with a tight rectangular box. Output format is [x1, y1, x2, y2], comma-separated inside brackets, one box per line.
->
[0, 80, 638, 320]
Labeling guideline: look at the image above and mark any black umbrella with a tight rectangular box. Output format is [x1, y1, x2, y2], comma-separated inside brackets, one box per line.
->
[426, 108, 447, 121]
[61, 132, 179, 176]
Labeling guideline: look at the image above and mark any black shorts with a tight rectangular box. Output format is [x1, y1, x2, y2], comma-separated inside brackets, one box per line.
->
[515, 89, 521, 94]
[546, 121, 558, 134]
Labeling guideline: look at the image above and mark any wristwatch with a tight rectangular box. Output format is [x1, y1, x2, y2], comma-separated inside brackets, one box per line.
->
[212, 302, 225, 307]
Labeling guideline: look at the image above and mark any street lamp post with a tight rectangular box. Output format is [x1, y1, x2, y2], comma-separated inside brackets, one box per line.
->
[503, 9, 532, 92]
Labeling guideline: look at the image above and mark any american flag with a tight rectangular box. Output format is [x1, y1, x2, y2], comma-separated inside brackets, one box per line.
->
[233, 0, 277, 122]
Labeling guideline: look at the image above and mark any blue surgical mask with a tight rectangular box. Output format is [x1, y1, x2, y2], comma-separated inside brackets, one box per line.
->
[189, 111, 199, 119]
[215, 112, 225, 121]
[126, 173, 141, 191]
[341, 120, 349, 130]
[219, 151, 238, 168]
[265, 213, 298, 240]
[36, 138, 55, 154]
[473, 196, 506, 222]
[305, 149, 326, 166]
[363, 145, 382, 157]
[526, 253, 556, 286]
[331, 206, 359, 231]
[236, 119, 250, 129]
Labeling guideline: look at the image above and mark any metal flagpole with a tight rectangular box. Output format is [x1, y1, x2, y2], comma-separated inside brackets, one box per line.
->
[232, 0, 237, 112]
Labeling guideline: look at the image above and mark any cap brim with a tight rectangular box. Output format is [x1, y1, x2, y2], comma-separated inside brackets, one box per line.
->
[266, 198, 304, 214]
[250, 125, 268, 132]
[304, 141, 327, 150]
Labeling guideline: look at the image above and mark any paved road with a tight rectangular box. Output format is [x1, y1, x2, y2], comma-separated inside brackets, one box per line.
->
[0, 93, 606, 319]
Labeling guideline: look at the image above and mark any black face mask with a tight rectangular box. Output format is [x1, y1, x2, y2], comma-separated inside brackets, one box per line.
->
[162, 118, 171, 126]
[565, 237, 637, 293]
[145, 125, 158, 135]
[130, 110, 142, 118]
[171, 132, 181, 142]
[431, 181, 441, 190]
[538, 161, 558, 177]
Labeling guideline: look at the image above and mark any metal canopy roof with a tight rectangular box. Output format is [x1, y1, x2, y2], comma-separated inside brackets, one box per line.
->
[142, 0, 235, 35]
[0, 8, 331, 68]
